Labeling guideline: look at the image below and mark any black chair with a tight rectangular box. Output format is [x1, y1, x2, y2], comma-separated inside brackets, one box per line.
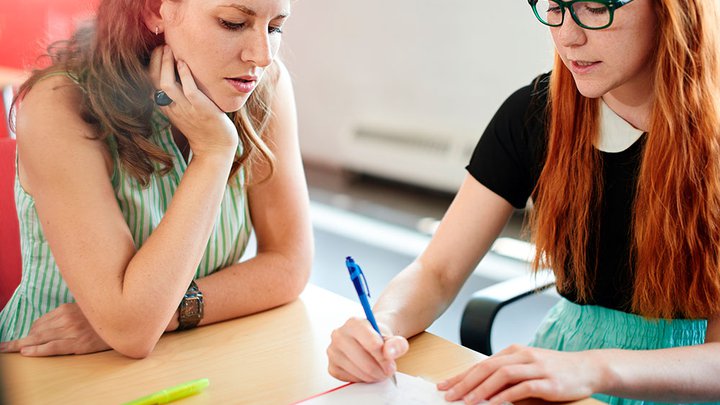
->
[460, 272, 556, 356]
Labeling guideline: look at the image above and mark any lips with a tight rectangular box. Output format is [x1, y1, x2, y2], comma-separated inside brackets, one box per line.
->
[226, 76, 257, 94]
[569, 59, 601, 74]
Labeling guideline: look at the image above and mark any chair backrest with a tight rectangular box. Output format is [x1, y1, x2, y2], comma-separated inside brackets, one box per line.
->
[0, 138, 21, 310]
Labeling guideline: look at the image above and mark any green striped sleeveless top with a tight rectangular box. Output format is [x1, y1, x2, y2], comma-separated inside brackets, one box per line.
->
[0, 110, 252, 341]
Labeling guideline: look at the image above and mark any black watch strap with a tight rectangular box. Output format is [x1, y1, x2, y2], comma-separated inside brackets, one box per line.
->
[178, 280, 204, 330]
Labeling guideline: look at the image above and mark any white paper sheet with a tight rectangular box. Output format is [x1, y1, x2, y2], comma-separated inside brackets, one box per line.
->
[299, 372, 464, 404]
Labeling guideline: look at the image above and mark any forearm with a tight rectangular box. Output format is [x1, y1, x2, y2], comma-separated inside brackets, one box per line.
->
[123, 153, 234, 291]
[594, 343, 720, 401]
[374, 260, 459, 339]
[374, 178, 514, 339]
[164, 249, 311, 331]
[92, 153, 235, 352]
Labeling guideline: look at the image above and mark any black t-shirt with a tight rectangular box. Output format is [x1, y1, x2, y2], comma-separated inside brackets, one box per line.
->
[466, 73, 643, 313]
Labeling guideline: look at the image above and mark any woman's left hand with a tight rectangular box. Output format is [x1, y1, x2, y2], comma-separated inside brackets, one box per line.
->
[0, 303, 110, 356]
[437, 344, 606, 404]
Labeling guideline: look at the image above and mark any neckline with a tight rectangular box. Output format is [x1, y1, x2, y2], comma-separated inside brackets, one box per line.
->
[595, 101, 645, 154]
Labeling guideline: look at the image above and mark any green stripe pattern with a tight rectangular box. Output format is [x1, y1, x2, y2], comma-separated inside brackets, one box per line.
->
[0, 111, 251, 341]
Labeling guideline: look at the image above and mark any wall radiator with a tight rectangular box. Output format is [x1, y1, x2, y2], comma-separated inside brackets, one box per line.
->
[341, 125, 478, 194]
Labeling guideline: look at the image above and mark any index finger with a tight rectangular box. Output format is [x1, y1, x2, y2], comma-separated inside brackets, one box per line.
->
[157, 46, 185, 107]
[175, 60, 215, 110]
[442, 353, 528, 402]
[338, 317, 395, 374]
[0, 332, 47, 352]
[353, 318, 394, 365]
[148, 45, 164, 87]
[0, 339, 21, 353]
[438, 363, 473, 391]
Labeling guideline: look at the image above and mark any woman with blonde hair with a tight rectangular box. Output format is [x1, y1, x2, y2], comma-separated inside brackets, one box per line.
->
[0, 0, 312, 358]
[327, 0, 720, 403]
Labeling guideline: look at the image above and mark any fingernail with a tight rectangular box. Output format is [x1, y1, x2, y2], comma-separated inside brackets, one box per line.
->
[387, 346, 398, 357]
[446, 389, 456, 399]
[464, 393, 475, 404]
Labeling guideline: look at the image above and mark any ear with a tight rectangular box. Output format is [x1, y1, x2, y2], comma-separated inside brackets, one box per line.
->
[141, 0, 164, 35]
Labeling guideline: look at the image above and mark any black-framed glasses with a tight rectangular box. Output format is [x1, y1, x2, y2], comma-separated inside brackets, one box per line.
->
[528, 0, 634, 30]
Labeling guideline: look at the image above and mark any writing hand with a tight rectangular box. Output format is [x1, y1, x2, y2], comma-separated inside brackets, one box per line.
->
[327, 317, 409, 383]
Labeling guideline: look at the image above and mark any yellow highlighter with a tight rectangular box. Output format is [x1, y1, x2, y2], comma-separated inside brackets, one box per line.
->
[123, 378, 209, 405]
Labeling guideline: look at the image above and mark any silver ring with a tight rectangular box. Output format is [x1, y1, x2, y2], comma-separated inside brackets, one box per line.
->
[154, 90, 173, 106]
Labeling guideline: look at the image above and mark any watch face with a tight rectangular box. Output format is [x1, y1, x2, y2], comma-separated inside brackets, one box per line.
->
[179, 293, 203, 330]
[179, 284, 203, 330]
[182, 297, 202, 319]
[185, 297, 200, 318]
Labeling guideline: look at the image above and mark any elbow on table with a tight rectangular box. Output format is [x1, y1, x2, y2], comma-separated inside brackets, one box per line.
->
[109, 335, 159, 359]
[283, 255, 312, 302]
[101, 323, 163, 359]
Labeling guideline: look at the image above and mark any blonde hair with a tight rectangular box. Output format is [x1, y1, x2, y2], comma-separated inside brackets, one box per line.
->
[14, 0, 277, 186]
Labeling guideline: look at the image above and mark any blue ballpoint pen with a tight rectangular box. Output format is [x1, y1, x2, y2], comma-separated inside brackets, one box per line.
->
[345, 256, 398, 386]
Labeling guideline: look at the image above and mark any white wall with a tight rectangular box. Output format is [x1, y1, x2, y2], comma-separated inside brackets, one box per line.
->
[282, 1, 555, 192]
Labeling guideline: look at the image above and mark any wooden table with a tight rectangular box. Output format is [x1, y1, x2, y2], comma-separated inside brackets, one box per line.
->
[0, 285, 601, 404]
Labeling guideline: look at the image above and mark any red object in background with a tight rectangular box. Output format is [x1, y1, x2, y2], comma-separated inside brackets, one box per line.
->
[0, 137, 20, 310]
[0, 0, 99, 308]
[0, 0, 99, 70]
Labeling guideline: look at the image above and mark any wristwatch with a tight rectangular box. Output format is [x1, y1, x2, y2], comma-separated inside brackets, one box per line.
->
[178, 280, 204, 330]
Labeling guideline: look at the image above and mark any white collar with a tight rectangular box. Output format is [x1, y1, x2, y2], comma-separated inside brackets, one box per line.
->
[595, 100, 644, 153]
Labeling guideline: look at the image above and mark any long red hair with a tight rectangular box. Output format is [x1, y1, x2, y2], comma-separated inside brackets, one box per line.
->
[531, 0, 720, 319]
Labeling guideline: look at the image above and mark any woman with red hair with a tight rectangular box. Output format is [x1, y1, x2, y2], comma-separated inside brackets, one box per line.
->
[0, 0, 312, 359]
[327, 0, 720, 403]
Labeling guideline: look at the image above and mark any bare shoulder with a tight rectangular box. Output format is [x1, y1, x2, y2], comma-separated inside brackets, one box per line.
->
[266, 59, 296, 131]
[17, 74, 91, 139]
[16, 75, 113, 195]
[272, 59, 293, 94]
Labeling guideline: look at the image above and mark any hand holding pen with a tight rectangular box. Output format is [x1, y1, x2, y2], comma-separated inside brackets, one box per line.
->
[345, 256, 400, 386]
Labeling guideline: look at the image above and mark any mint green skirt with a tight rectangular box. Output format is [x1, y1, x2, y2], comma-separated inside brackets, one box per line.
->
[530, 298, 712, 405]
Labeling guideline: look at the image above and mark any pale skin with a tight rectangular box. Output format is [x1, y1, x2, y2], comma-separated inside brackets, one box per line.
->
[327, 0, 720, 402]
[0, 0, 312, 358]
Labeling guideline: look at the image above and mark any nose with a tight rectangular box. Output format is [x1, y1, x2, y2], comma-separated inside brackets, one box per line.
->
[241, 29, 274, 68]
[553, 13, 587, 48]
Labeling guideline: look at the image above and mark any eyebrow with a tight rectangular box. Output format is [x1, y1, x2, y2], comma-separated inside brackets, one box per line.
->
[222, 4, 290, 19]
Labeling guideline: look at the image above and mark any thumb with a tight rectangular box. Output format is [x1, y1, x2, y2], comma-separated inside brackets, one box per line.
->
[383, 336, 409, 360]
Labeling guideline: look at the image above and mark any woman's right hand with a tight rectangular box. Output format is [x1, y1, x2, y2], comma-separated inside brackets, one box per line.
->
[148, 45, 238, 158]
[327, 317, 409, 382]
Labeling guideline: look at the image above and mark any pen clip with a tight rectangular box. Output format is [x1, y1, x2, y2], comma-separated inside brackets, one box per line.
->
[358, 268, 371, 298]
[347, 257, 371, 298]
